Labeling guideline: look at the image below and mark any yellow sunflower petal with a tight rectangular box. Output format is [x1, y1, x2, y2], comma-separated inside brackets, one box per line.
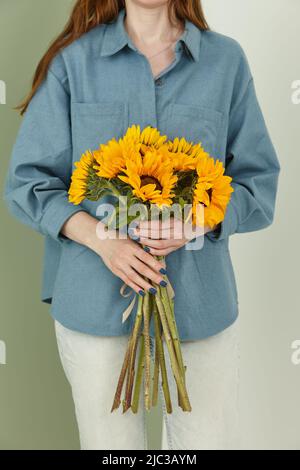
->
[192, 157, 234, 227]
[119, 146, 177, 206]
[68, 150, 94, 205]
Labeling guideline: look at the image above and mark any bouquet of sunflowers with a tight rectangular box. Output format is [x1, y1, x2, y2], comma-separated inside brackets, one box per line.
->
[68, 125, 234, 414]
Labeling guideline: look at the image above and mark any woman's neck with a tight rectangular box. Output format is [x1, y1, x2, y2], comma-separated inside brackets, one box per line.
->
[123, 2, 184, 51]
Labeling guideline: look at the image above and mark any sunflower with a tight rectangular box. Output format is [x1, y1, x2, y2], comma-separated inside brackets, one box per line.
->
[192, 156, 234, 228]
[68, 150, 95, 205]
[118, 147, 178, 207]
[161, 137, 209, 172]
[93, 125, 167, 179]
[124, 124, 168, 155]
[93, 137, 134, 179]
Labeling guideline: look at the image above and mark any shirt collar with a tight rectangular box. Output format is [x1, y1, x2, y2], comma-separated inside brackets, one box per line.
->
[100, 8, 201, 62]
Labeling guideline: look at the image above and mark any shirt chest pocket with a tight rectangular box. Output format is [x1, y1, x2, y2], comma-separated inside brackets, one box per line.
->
[71, 101, 129, 159]
[166, 103, 223, 159]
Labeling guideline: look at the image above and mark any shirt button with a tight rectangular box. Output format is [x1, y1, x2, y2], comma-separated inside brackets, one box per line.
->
[155, 78, 164, 86]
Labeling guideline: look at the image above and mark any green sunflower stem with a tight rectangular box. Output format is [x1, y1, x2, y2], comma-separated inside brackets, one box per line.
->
[160, 284, 187, 409]
[152, 316, 160, 408]
[143, 292, 152, 411]
[131, 337, 145, 414]
[111, 336, 131, 412]
[123, 295, 143, 413]
[152, 300, 172, 413]
[150, 294, 159, 407]
[156, 254, 188, 410]
[154, 290, 191, 412]
[160, 286, 185, 376]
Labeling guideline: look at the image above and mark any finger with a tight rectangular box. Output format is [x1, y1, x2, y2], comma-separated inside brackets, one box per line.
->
[136, 227, 161, 239]
[139, 224, 184, 241]
[137, 222, 173, 239]
[139, 237, 179, 249]
[134, 246, 167, 274]
[123, 266, 158, 294]
[138, 228, 181, 240]
[138, 218, 175, 229]
[137, 219, 176, 238]
[145, 247, 176, 256]
[138, 219, 162, 230]
[113, 268, 146, 296]
[131, 257, 167, 287]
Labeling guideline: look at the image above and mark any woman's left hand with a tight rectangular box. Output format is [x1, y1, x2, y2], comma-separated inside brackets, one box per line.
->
[130, 217, 215, 256]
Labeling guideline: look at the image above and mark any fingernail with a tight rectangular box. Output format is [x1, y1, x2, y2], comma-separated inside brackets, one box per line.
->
[149, 287, 157, 295]
[159, 268, 167, 275]
[160, 280, 168, 287]
[139, 290, 145, 297]
[143, 246, 150, 252]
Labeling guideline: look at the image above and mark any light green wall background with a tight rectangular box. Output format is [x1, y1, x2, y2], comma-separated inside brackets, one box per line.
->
[1, 0, 300, 451]
[0, 0, 161, 450]
[203, 0, 300, 450]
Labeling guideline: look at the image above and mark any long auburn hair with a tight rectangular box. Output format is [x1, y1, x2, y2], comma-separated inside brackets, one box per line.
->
[17, 0, 209, 115]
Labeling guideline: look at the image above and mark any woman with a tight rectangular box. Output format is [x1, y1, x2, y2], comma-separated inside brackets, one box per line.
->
[4, 0, 280, 450]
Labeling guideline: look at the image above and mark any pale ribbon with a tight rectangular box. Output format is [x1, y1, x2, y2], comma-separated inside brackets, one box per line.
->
[120, 277, 175, 324]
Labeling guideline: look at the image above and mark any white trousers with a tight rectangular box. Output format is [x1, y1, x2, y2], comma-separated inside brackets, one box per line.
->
[54, 318, 241, 450]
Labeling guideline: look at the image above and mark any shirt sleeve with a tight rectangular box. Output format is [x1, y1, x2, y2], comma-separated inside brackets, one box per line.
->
[4, 57, 84, 245]
[206, 52, 281, 242]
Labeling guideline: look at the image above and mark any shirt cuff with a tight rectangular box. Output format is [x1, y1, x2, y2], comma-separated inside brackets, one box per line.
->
[205, 200, 239, 242]
[40, 193, 85, 244]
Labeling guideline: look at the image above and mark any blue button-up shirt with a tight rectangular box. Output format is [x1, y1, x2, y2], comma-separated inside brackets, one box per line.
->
[4, 8, 280, 340]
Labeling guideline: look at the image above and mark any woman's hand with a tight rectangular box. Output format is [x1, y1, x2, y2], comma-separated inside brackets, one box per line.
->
[92, 233, 167, 296]
[131, 217, 215, 256]
[61, 212, 167, 296]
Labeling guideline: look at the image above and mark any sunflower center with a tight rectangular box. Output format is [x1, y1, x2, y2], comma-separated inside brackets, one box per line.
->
[140, 175, 162, 192]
